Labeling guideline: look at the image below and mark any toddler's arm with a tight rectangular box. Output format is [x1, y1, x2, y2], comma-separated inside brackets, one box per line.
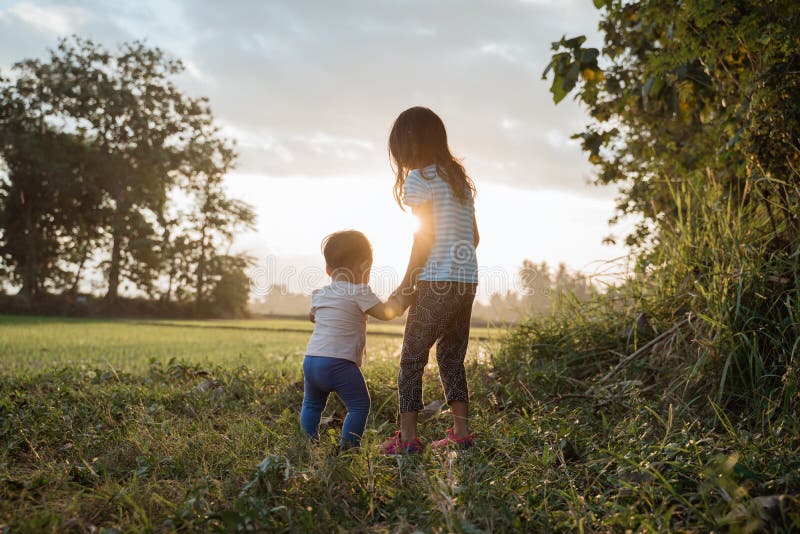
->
[366, 298, 405, 321]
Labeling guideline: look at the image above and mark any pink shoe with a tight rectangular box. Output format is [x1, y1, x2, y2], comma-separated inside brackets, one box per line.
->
[430, 428, 474, 450]
[380, 431, 424, 455]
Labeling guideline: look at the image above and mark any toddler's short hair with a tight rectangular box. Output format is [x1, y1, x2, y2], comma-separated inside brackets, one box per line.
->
[322, 230, 373, 271]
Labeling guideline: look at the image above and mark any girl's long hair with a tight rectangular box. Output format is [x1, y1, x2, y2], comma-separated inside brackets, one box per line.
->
[389, 106, 476, 209]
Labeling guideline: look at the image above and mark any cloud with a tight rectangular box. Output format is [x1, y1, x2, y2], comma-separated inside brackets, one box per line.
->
[0, 0, 607, 195]
[2, 2, 92, 34]
[0, 1, 131, 69]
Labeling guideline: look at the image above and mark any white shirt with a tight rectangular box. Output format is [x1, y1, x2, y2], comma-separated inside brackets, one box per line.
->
[304, 280, 381, 367]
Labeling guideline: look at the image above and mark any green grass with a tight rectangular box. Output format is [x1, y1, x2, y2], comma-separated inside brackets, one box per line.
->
[1, 314, 797, 532]
[126, 317, 496, 340]
[0, 315, 407, 374]
[0, 315, 495, 375]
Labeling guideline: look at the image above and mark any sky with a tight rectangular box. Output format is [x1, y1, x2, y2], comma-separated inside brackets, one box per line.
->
[0, 0, 633, 299]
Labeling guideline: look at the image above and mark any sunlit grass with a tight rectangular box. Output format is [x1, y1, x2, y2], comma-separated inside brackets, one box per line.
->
[1, 315, 797, 531]
[123, 317, 496, 339]
[0, 315, 496, 375]
[0, 315, 311, 373]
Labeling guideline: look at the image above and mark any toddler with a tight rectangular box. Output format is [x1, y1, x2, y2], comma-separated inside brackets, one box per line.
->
[300, 230, 402, 447]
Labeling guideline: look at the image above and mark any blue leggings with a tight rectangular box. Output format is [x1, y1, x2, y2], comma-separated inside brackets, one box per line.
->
[300, 356, 371, 446]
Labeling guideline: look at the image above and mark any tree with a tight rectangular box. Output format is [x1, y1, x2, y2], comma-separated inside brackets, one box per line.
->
[207, 254, 253, 317]
[544, 0, 800, 251]
[151, 116, 256, 314]
[0, 37, 257, 317]
[543, 0, 800, 402]
[519, 260, 554, 314]
[156, 212, 194, 304]
[0, 74, 108, 297]
[184, 139, 255, 314]
[36, 37, 220, 303]
[181, 130, 254, 309]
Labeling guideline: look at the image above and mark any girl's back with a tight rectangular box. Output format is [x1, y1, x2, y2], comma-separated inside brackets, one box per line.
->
[403, 164, 477, 284]
[380, 105, 479, 454]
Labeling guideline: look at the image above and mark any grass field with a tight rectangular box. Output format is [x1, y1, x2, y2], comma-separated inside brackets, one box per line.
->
[0, 314, 502, 532]
[0, 316, 496, 375]
[128, 318, 496, 341]
[1, 314, 797, 532]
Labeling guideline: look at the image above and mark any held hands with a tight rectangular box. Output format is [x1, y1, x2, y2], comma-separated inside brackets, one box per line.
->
[385, 297, 405, 319]
[389, 286, 417, 313]
[364, 287, 416, 322]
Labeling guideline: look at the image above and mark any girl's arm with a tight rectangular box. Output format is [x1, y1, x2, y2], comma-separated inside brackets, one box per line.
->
[394, 202, 435, 303]
[473, 213, 480, 247]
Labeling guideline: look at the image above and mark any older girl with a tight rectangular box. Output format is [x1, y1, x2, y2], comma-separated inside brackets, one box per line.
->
[382, 107, 479, 453]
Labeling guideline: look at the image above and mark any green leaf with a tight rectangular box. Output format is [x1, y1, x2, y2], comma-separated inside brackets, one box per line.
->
[542, 60, 553, 79]
[563, 36, 587, 50]
[580, 48, 600, 66]
[563, 62, 581, 90]
[550, 74, 567, 104]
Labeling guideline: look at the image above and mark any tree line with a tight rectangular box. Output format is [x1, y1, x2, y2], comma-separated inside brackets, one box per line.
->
[0, 37, 255, 316]
[250, 260, 597, 324]
[472, 260, 596, 323]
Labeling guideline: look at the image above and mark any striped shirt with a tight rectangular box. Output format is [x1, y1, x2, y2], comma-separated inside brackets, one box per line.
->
[403, 164, 478, 284]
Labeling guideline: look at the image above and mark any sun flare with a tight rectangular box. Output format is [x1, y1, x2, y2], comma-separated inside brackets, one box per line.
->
[405, 210, 421, 234]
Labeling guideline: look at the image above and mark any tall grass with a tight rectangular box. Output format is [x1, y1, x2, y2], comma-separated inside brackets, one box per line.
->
[500, 169, 798, 415]
[492, 169, 800, 530]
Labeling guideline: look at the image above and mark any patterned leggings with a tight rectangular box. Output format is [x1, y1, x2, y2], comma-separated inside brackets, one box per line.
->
[398, 281, 477, 413]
